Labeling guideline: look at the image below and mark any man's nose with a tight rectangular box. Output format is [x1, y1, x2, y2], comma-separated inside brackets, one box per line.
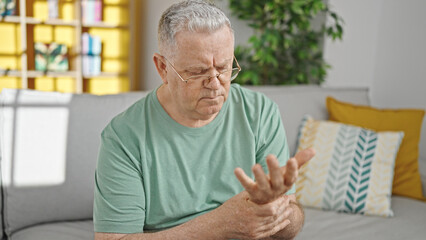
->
[204, 74, 221, 89]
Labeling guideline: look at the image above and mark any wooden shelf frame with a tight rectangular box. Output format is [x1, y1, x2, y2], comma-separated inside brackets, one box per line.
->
[1, 0, 138, 94]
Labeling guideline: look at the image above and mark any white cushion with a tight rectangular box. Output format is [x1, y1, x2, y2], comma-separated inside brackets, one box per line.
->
[295, 116, 404, 217]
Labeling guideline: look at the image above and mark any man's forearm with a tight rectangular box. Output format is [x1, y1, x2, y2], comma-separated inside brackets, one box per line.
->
[270, 201, 305, 240]
[96, 208, 227, 240]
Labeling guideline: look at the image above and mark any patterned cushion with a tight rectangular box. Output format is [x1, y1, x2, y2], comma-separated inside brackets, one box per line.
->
[295, 116, 404, 217]
[326, 96, 425, 201]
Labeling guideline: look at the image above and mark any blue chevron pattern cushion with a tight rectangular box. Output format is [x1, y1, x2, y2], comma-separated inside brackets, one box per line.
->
[295, 115, 404, 217]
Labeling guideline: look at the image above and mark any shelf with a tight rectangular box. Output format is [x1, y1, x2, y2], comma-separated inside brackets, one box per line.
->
[82, 22, 128, 29]
[0, 16, 41, 24]
[0, 16, 20, 23]
[0, 69, 21, 77]
[83, 72, 128, 78]
[0, 16, 77, 26]
[25, 17, 41, 24]
[43, 19, 79, 26]
[0, 16, 125, 28]
[26, 17, 78, 26]
[0, 70, 128, 80]
[27, 71, 78, 78]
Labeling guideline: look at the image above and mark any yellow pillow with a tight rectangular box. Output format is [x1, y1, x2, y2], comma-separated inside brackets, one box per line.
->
[326, 97, 425, 201]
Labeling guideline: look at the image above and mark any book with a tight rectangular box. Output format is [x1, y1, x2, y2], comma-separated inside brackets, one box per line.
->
[86, 0, 95, 24]
[0, 0, 17, 16]
[48, 0, 59, 19]
[82, 55, 91, 76]
[82, 55, 102, 76]
[91, 35, 102, 55]
[35, 42, 69, 72]
[91, 55, 101, 76]
[35, 43, 49, 71]
[82, 0, 102, 24]
[81, 33, 102, 76]
[94, 0, 102, 22]
[82, 33, 90, 55]
[82, 33, 102, 56]
[48, 43, 69, 72]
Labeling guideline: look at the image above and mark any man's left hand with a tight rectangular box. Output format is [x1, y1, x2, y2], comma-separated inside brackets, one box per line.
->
[234, 148, 315, 204]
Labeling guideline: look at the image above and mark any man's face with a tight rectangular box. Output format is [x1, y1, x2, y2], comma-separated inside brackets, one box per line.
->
[165, 26, 234, 121]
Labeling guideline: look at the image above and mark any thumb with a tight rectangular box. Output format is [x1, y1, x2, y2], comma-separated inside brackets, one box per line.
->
[294, 148, 316, 168]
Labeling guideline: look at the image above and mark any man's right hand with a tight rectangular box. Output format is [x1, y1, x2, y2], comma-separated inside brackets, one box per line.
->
[216, 191, 293, 240]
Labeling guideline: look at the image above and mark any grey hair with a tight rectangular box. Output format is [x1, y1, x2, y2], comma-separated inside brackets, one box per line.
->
[158, 0, 233, 55]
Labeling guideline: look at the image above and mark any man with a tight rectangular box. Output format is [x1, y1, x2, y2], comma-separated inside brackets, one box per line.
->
[94, 1, 315, 239]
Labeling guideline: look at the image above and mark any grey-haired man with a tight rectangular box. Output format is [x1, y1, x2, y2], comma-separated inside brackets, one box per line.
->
[94, 1, 314, 239]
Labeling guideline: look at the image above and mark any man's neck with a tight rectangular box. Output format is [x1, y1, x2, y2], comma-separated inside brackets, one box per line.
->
[156, 85, 218, 128]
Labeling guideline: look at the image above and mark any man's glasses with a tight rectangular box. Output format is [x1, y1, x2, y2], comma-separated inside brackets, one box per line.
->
[163, 55, 241, 83]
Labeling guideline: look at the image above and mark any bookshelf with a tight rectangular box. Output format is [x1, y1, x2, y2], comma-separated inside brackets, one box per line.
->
[0, 0, 140, 94]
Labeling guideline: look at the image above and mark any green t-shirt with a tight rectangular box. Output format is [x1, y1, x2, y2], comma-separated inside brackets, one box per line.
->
[94, 84, 294, 233]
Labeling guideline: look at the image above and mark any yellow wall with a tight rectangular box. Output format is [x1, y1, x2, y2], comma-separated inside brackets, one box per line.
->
[0, 0, 131, 94]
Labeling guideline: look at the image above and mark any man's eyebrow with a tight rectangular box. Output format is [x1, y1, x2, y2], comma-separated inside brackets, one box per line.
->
[185, 66, 208, 72]
[184, 58, 233, 72]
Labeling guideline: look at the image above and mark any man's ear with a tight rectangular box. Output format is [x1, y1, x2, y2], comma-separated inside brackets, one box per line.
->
[153, 53, 168, 84]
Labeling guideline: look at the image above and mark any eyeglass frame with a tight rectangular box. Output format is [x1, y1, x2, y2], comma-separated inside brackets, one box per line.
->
[162, 55, 241, 83]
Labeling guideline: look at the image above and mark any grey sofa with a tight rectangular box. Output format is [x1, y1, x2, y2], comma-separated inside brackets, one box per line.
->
[0, 85, 425, 240]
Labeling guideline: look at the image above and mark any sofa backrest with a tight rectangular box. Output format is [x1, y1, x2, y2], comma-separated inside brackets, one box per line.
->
[248, 85, 370, 155]
[7, 85, 425, 237]
[0, 89, 145, 236]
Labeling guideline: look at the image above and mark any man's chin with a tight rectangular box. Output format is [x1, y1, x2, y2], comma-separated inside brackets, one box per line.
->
[197, 96, 226, 114]
[198, 103, 223, 116]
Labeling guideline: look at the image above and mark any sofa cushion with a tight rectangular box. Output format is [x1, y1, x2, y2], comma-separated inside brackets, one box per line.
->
[326, 96, 425, 201]
[0, 89, 144, 235]
[10, 220, 93, 240]
[247, 86, 370, 156]
[295, 116, 404, 217]
[298, 196, 426, 240]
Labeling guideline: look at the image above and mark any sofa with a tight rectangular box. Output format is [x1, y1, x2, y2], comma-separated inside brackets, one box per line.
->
[0, 85, 425, 240]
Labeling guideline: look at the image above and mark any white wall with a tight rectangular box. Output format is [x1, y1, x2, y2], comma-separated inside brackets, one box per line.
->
[323, 0, 383, 88]
[370, 0, 426, 161]
[325, 0, 426, 161]
[141, 0, 181, 91]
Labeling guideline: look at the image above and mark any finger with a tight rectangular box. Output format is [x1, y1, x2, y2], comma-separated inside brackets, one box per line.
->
[256, 219, 291, 240]
[253, 164, 270, 191]
[234, 168, 256, 192]
[294, 147, 316, 168]
[270, 207, 292, 227]
[266, 155, 284, 192]
[283, 158, 298, 188]
[271, 219, 291, 236]
[258, 205, 293, 234]
[256, 195, 287, 218]
[272, 196, 291, 221]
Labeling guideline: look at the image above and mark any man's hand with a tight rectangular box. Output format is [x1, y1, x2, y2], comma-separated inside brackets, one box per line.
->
[217, 191, 294, 240]
[234, 148, 315, 204]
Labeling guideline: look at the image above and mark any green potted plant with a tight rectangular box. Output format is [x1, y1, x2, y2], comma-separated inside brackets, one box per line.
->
[227, 0, 343, 85]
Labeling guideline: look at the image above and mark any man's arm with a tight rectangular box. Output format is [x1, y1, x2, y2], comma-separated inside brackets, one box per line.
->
[95, 207, 225, 240]
[96, 190, 293, 240]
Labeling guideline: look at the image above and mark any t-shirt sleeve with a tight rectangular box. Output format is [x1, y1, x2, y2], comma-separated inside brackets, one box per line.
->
[94, 127, 146, 233]
[255, 101, 295, 195]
